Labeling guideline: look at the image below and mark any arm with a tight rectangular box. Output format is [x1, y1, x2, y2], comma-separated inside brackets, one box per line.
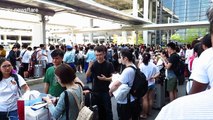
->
[151, 72, 160, 80]
[189, 80, 208, 94]
[163, 58, 172, 69]
[44, 83, 50, 94]
[85, 61, 93, 78]
[21, 84, 30, 92]
[97, 74, 112, 81]
[109, 80, 122, 95]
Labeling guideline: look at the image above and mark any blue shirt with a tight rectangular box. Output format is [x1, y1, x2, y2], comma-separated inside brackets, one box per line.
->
[63, 50, 75, 63]
[85, 49, 96, 62]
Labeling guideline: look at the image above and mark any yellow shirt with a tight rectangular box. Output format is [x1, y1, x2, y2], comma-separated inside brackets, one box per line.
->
[0, 49, 6, 57]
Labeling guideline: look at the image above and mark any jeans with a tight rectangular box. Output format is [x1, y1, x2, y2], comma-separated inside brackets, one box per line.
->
[92, 92, 113, 120]
[0, 110, 19, 120]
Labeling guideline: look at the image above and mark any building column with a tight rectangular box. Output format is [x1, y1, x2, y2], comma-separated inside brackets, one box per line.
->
[3, 35, 7, 45]
[149, 1, 153, 21]
[135, 31, 138, 45]
[18, 35, 21, 45]
[89, 19, 93, 43]
[143, 31, 148, 46]
[32, 23, 43, 47]
[133, 0, 138, 17]
[143, 0, 149, 45]
[122, 31, 127, 44]
[41, 15, 48, 45]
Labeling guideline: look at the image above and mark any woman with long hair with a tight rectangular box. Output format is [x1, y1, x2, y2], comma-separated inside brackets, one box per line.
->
[0, 58, 30, 120]
[139, 53, 160, 119]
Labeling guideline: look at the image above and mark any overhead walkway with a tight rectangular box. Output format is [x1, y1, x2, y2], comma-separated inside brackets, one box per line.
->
[50, 21, 209, 34]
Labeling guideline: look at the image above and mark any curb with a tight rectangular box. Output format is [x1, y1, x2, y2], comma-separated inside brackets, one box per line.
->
[26, 77, 44, 85]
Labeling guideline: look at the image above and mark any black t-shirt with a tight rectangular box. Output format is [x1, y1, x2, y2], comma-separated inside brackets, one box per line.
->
[168, 53, 179, 71]
[91, 60, 115, 92]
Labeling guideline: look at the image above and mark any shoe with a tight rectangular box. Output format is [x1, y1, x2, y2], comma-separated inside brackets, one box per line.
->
[80, 71, 83, 73]
[77, 71, 79, 73]
[140, 114, 147, 119]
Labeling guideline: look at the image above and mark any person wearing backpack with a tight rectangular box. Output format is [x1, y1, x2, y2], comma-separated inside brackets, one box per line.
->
[139, 53, 160, 119]
[161, 42, 179, 102]
[109, 49, 141, 120]
[0, 58, 30, 120]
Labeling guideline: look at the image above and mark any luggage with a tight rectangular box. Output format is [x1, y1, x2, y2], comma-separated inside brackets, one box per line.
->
[34, 64, 43, 78]
[153, 83, 165, 109]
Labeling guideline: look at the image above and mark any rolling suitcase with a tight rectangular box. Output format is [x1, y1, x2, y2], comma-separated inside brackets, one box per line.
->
[34, 64, 43, 78]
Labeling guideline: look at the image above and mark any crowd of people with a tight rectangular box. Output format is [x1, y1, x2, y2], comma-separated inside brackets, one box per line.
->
[0, 6, 213, 120]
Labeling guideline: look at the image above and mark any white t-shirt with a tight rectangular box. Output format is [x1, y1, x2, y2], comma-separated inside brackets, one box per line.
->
[47, 50, 54, 63]
[156, 88, 213, 120]
[118, 64, 136, 104]
[190, 48, 213, 88]
[20, 50, 32, 63]
[0, 74, 26, 111]
[139, 62, 159, 86]
[37, 49, 48, 62]
[185, 49, 193, 64]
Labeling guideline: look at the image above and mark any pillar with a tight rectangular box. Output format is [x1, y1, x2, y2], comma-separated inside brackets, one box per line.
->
[133, 0, 138, 17]
[89, 19, 93, 43]
[122, 31, 127, 44]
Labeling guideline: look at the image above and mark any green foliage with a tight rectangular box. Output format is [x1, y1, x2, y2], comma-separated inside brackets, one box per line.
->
[133, 33, 143, 45]
[171, 33, 183, 42]
[170, 28, 208, 44]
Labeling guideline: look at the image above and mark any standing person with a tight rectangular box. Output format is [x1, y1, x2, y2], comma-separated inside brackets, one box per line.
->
[109, 49, 141, 120]
[43, 49, 65, 97]
[0, 45, 6, 58]
[46, 45, 55, 70]
[7, 46, 18, 71]
[19, 44, 31, 78]
[86, 45, 114, 120]
[37, 44, 48, 74]
[161, 42, 179, 102]
[0, 58, 30, 120]
[43, 63, 83, 120]
[139, 53, 160, 119]
[85, 45, 96, 83]
[189, 8, 213, 94]
[63, 45, 76, 72]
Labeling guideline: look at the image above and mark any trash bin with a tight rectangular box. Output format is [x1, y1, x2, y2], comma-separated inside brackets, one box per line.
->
[34, 64, 43, 78]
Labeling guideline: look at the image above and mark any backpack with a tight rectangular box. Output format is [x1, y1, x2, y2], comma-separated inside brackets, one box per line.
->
[129, 66, 148, 98]
[31, 50, 40, 64]
[173, 54, 185, 77]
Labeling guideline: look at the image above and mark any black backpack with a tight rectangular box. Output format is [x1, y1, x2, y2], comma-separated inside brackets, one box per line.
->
[129, 66, 148, 98]
[173, 54, 185, 77]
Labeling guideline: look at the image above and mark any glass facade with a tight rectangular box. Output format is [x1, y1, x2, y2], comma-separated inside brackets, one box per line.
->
[162, 0, 210, 22]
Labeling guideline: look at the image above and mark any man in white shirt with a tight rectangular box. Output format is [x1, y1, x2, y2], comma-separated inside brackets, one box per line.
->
[189, 7, 213, 94]
[156, 88, 213, 120]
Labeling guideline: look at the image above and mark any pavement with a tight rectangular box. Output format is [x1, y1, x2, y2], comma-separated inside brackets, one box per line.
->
[27, 72, 188, 120]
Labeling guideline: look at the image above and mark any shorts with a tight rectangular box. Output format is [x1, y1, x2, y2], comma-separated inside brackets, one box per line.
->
[148, 84, 155, 90]
[166, 77, 177, 92]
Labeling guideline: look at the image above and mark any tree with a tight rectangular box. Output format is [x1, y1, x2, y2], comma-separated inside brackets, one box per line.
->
[170, 28, 208, 44]
[171, 33, 183, 43]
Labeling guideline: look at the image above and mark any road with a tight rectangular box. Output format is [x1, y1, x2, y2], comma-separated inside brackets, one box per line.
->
[29, 72, 187, 120]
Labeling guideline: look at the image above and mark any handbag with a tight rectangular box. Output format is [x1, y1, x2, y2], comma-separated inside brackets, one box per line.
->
[65, 87, 94, 120]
